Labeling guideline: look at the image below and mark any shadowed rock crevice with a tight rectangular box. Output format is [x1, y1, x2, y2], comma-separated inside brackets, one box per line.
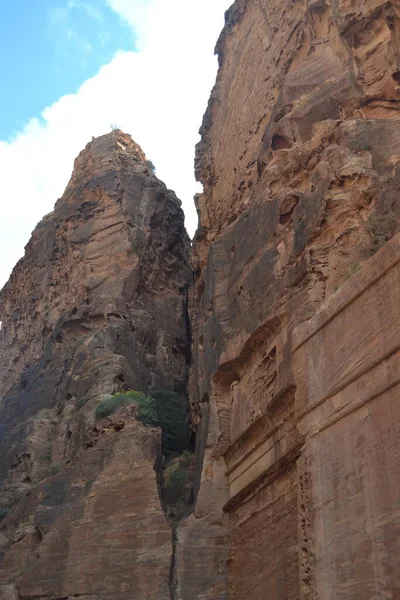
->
[169, 524, 178, 600]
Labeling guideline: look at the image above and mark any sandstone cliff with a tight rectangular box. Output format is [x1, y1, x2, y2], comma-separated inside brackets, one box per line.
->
[2, 0, 400, 598]
[0, 131, 191, 600]
[185, 0, 400, 598]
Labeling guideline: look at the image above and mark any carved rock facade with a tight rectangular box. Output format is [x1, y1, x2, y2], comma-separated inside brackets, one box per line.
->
[187, 0, 400, 598]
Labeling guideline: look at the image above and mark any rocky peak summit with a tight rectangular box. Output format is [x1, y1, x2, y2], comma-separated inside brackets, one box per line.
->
[64, 130, 148, 195]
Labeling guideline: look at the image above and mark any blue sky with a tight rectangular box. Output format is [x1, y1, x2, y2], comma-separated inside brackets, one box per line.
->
[0, 0, 230, 290]
[0, 1, 133, 139]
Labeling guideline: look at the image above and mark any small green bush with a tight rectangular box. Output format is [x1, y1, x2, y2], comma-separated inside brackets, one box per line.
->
[163, 451, 192, 504]
[94, 389, 192, 519]
[94, 390, 158, 424]
[130, 392, 158, 427]
[163, 451, 193, 508]
[94, 389, 190, 456]
[165, 465, 187, 492]
[145, 159, 156, 173]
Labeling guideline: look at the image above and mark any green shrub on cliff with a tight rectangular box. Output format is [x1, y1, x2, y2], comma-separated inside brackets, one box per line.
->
[163, 450, 194, 519]
[94, 390, 157, 424]
[94, 389, 190, 456]
[145, 159, 156, 173]
[164, 458, 188, 497]
[95, 389, 193, 519]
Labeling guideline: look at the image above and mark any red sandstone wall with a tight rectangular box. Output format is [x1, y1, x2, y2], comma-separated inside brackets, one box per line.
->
[187, 0, 400, 597]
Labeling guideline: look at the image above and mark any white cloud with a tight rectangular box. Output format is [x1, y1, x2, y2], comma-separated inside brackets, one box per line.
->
[105, 0, 148, 29]
[0, 0, 229, 289]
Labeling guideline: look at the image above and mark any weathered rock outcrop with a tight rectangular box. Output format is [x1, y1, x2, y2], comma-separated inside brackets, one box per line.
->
[0, 130, 191, 600]
[186, 0, 400, 598]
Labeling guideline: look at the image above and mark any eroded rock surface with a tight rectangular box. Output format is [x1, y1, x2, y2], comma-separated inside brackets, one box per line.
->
[0, 131, 191, 600]
[186, 0, 400, 598]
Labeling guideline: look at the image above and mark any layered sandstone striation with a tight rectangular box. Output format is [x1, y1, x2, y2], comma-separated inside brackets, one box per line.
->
[187, 0, 400, 598]
[0, 130, 191, 600]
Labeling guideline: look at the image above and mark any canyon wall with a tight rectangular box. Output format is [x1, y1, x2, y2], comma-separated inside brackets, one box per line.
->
[1, 0, 400, 598]
[187, 0, 400, 598]
[0, 131, 191, 600]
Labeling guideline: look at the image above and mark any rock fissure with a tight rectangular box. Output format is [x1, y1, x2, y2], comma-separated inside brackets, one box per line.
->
[168, 525, 178, 600]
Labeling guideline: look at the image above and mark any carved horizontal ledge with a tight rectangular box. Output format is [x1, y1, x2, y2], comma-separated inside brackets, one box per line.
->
[223, 442, 304, 513]
[293, 233, 400, 352]
[297, 348, 400, 438]
[227, 424, 299, 498]
[224, 385, 295, 474]
[293, 233, 400, 421]
[296, 341, 400, 425]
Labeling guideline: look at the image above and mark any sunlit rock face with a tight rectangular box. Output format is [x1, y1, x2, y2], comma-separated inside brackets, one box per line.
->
[0, 130, 192, 600]
[185, 0, 400, 598]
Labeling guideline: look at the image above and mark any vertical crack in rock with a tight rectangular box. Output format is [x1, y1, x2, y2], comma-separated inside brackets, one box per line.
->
[169, 524, 178, 600]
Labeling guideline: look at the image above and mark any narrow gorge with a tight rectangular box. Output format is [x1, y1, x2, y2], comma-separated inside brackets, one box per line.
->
[1, 0, 400, 598]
